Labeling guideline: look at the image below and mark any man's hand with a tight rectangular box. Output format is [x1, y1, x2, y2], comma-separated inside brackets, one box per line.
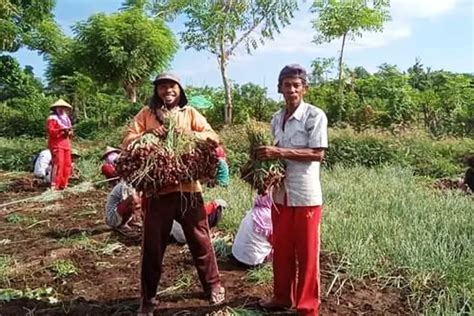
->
[146, 126, 166, 137]
[256, 146, 282, 160]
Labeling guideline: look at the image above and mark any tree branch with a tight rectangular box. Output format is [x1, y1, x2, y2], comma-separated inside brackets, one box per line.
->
[227, 16, 265, 56]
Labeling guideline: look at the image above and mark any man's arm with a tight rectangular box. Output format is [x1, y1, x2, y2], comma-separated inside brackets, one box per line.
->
[257, 147, 325, 162]
[122, 108, 148, 149]
[190, 108, 219, 142]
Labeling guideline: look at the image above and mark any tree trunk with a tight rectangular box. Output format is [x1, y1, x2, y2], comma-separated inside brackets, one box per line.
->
[338, 32, 347, 93]
[124, 83, 138, 103]
[220, 57, 233, 125]
[82, 101, 88, 120]
[337, 32, 347, 120]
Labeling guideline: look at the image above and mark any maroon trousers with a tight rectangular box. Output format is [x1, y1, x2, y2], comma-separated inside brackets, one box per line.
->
[140, 192, 221, 306]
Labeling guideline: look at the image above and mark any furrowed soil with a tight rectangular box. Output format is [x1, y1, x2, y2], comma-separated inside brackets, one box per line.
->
[0, 173, 411, 315]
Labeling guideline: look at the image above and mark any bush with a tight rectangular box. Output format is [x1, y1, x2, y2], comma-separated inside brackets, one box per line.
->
[75, 119, 101, 139]
[0, 95, 53, 138]
[220, 125, 472, 178]
[0, 137, 46, 171]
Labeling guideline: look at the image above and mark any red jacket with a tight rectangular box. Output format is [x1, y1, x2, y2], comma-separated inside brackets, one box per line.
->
[47, 116, 71, 150]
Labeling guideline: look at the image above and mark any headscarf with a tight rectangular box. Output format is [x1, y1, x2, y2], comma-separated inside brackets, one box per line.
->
[251, 194, 273, 237]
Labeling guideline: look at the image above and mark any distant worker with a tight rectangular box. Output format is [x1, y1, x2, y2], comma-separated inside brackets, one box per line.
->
[105, 181, 227, 240]
[46, 99, 74, 190]
[207, 145, 230, 188]
[101, 146, 121, 184]
[33, 149, 52, 184]
[461, 154, 474, 193]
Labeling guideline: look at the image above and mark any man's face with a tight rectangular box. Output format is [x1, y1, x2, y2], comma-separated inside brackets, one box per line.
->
[280, 77, 307, 107]
[156, 81, 181, 107]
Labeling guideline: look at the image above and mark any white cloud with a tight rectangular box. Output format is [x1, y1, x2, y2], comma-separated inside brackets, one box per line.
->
[241, 0, 462, 58]
[390, 0, 458, 19]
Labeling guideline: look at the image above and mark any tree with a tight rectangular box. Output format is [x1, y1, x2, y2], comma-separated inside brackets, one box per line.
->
[70, 4, 178, 102]
[153, 0, 298, 124]
[353, 66, 370, 79]
[0, 55, 41, 100]
[311, 0, 390, 93]
[0, 0, 61, 53]
[309, 57, 336, 85]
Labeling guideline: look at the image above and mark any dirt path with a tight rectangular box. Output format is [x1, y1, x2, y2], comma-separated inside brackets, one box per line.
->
[0, 175, 411, 315]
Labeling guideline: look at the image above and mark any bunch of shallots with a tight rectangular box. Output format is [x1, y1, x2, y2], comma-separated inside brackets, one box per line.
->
[240, 120, 285, 195]
[116, 132, 218, 194]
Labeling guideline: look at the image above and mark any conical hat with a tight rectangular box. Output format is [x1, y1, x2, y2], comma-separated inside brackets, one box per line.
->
[50, 99, 72, 110]
[102, 146, 121, 159]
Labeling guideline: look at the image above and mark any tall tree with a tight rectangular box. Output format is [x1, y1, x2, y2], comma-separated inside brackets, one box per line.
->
[71, 4, 178, 102]
[153, 0, 298, 124]
[0, 0, 61, 53]
[311, 0, 390, 93]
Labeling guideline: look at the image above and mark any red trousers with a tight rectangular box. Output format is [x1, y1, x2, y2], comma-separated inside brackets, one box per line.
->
[51, 147, 72, 190]
[272, 203, 322, 316]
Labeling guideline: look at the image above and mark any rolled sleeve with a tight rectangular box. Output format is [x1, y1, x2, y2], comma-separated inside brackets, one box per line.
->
[190, 108, 219, 142]
[307, 111, 328, 149]
[122, 108, 147, 148]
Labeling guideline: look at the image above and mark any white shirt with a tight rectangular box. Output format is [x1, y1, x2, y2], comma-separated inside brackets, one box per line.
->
[105, 182, 131, 228]
[271, 101, 328, 207]
[33, 149, 52, 179]
[232, 211, 272, 266]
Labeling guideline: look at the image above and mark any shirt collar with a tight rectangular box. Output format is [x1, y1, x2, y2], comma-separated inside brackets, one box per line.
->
[286, 101, 307, 121]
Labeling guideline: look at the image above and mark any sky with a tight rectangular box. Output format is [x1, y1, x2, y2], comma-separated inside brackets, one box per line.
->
[11, 0, 474, 100]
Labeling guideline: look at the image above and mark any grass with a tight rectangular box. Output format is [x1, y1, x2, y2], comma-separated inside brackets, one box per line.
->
[321, 165, 473, 314]
[208, 166, 472, 314]
[57, 232, 99, 252]
[5, 214, 33, 224]
[212, 234, 233, 259]
[0, 287, 59, 304]
[0, 255, 14, 285]
[48, 259, 79, 279]
[204, 178, 254, 234]
[246, 264, 273, 285]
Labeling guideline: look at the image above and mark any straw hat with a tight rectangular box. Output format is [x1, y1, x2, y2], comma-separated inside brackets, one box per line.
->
[50, 99, 73, 110]
[101, 146, 121, 159]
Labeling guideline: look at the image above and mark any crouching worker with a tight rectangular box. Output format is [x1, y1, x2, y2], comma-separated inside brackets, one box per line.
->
[171, 199, 228, 243]
[105, 181, 143, 231]
[101, 146, 121, 184]
[231, 194, 273, 268]
[33, 149, 52, 184]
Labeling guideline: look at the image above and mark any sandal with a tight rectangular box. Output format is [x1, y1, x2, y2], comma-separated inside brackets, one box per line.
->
[209, 286, 225, 305]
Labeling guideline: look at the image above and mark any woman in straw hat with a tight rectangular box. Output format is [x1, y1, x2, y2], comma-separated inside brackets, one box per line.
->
[101, 146, 121, 185]
[47, 99, 73, 190]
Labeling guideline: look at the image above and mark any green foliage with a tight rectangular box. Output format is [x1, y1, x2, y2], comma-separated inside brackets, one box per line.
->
[0, 287, 58, 304]
[71, 6, 178, 102]
[159, 0, 298, 123]
[0, 255, 14, 284]
[0, 0, 57, 53]
[246, 264, 273, 285]
[0, 137, 45, 171]
[0, 55, 43, 101]
[306, 61, 474, 136]
[48, 259, 79, 279]
[312, 0, 390, 45]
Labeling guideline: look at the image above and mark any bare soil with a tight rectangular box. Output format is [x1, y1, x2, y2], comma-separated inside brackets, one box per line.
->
[0, 174, 412, 315]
